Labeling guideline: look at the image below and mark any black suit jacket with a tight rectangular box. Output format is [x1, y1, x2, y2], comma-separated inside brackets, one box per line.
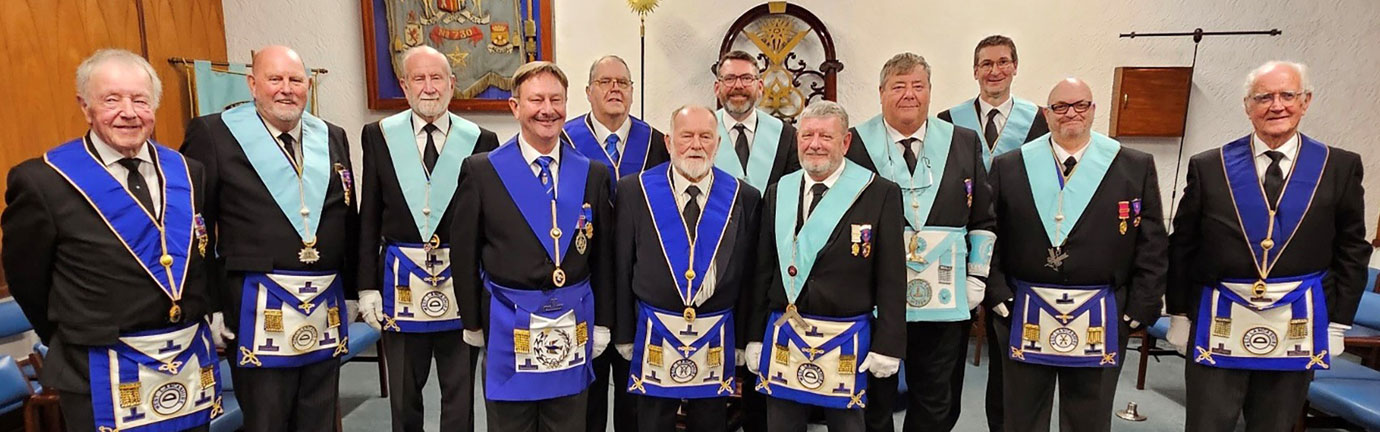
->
[1167, 139, 1370, 325]
[937, 99, 1051, 148]
[986, 140, 1168, 325]
[613, 167, 761, 348]
[450, 139, 616, 331]
[356, 119, 500, 293]
[750, 170, 907, 358]
[3, 139, 210, 391]
[180, 113, 360, 323]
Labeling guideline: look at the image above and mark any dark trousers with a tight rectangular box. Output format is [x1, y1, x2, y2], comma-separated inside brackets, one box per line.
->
[1184, 355, 1312, 432]
[636, 395, 728, 432]
[766, 397, 864, 432]
[997, 318, 1128, 432]
[486, 389, 589, 432]
[230, 358, 340, 432]
[983, 309, 1005, 432]
[382, 330, 473, 432]
[586, 350, 635, 431]
[59, 391, 211, 432]
[739, 365, 767, 432]
[864, 320, 971, 432]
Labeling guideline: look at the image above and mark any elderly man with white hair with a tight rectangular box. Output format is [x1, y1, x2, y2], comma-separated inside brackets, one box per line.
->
[3, 48, 221, 432]
[1167, 61, 1370, 432]
[355, 45, 500, 432]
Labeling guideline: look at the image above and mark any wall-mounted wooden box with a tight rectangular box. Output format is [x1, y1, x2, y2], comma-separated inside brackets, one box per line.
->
[1110, 67, 1193, 138]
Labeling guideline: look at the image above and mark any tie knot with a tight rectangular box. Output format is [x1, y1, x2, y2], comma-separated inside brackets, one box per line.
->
[423, 123, 439, 134]
[117, 157, 141, 170]
[1063, 156, 1078, 172]
[899, 137, 920, 147]
[535, 155, 555, 169]
[987, 108, 1001, 120]
[686, 185, 702, 198]
[1264, 150, 1285, 163]
[733, 123, 747, 132]
[810, 183, 829, 197]
[278, 132, 295, 145]
[605, 134, 620, 145]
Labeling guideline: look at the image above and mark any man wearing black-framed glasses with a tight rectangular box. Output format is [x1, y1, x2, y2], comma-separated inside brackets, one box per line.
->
[986, 78, 1167, 432]
[710, 50, 799, 195]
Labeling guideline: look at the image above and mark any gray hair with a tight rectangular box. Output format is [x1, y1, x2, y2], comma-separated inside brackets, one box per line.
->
[587, 55, 630, 84]
[1243, 61, 1312, 100]
[76, 49, 163, 108]
[879, 52, 931, 88]
[401, 45, 453, 78]
[799, 100, 850, 131]
[669, 104, 716, 130]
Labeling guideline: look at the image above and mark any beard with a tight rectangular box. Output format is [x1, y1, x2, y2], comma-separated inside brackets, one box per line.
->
[673, 152, 712, 180]
[721, 91, 757, 117]
[411, 97, 448, 119]
[801, 154, 840, 178]
[262, 100, 305, 124]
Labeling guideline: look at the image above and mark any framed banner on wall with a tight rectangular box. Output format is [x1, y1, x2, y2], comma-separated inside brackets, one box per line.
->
[361, 0, 554, 111]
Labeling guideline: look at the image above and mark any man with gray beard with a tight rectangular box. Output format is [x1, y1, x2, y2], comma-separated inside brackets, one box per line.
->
[356, 45, 500, 432]
[612, 105, 760, 432]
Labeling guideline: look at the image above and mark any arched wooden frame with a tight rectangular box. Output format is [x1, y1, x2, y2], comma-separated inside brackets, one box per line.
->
[712, 2, 843, 121]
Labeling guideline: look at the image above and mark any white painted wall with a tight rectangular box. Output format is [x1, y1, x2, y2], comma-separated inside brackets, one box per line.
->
[222, 0, 1380, 233]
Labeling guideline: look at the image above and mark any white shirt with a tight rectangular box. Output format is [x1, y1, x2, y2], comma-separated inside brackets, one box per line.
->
[1252, 132, 1299, 182]
[1051, 136, 1090, 166]
[885, 120, 926, 160]
[802, 160, 845, 220]
[977, 96, 1014, 133]
[262, 117, 304, 165]
[519, 134, 561, 190]
[672, 168, 718, 306]
[722, 109, 758, 150]
[90, 133, 162, 212]
[412, 111, 451, 154]
[590, 115, 632, 155]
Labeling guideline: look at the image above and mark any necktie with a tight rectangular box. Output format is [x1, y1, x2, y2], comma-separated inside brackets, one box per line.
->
[899, 138, 919, 173]
[279, 132, 297, 165]
[1062, 156, 1078, 177]
[118, 158, 155, 215]
[1263, 150, 1286, 207]
[535, 156, 556, 200]
[808, 183, 829, 218]
[984, 108, 1000, 148]
[604, 134, 621, 166]
[733, 124, 750, 170]
[422, 123, 439, 172]
[683, 185, 702, 241]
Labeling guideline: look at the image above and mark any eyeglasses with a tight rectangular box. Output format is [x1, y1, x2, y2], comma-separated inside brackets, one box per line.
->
[976, 59, 1015, 72]
[1048, 101, 1093, 114]
[1248, 90, 1307, 106]
[593, 78, 634, 89]
[718, 74, 758, 86]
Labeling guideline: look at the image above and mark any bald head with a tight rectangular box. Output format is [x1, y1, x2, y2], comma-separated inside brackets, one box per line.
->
[666, 104, 719, 181]
[248, 45, 310, 131]
[400, 45, 455, 120]
[1046, 78, 1092, 105]
[1043, 78, 1096, 147]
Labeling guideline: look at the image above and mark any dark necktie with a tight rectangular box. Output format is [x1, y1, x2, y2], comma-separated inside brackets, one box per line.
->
[808, 183, 829, 217]
[605, 134, 621, 165]
[1263, 150, 1286, 207]
[899, 138, 919, 173]
[422, 123, 440, 172]
[733, 124, 750, 170]
[118, 158, 155, 215]
[278, 132, 297, 165]
[984, 108, 1000, 148]
[1062, 156, 1077, 177]
[683, 185, 702, 241]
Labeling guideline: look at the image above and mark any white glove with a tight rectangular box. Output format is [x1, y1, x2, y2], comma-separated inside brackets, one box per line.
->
[1168, 315, 1191, 356]
[1329, 322, 1350, 357]
[616, 343, 633, 361]
[463, 329, 485, 347]
[858, 352, 901, 378]
[746, 342, 763, 374]
[209, 312, 234, 349]
[735, 348, 746, 367]
[993, 302, 1011, 318]
[966, 276, 986, 311]
[358, 290, 383, 331]
[593, 326, 611, 358]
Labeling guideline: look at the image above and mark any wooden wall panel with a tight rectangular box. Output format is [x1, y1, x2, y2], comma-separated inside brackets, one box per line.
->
[142, 0, 228, 147]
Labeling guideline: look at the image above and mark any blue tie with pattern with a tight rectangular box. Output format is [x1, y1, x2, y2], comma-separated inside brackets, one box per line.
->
[535, 156, 556, 200]
[604, 134, 621, 166]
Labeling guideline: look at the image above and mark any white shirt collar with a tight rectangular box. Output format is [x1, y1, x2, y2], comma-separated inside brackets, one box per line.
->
[884, 119, 926, 144]
[412, 111, 451, 137]
[1252, 132, 1300, 161]
[590, 114, 632, 144]
[672, 165, 714, 197]
[89, 132, 153, 167]
[261, 116, 302, 143]
[977, 96, 1014, 119]
[1050, 135, 1090, 163]
[805, 159, 847, 190]
[722, 109, 758, 134]
[518, 133, 560, 166]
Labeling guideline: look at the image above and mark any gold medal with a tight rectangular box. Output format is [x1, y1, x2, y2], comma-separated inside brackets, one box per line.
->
[683, 307, 696, 322]
[575, 231, 588, 255]
[168, 303, 183, 323]
[1119, 220, 1128, 235]
[552, 268, 567, 287]
[299, 239, 321, 264]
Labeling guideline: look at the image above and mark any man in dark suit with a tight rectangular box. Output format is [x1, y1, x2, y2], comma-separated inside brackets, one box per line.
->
[355, 45, 499, 432]
[613, 105, 761, 432]
[450, 61, 614, 432]
[180, 45, 359, 432]
[4, 49, 220, 432]
[748, 100, 905, 432]
[844, 52, 996, 432]
[1167, 61, 1370, 432]
[935, 36, 1049, 431]
[712, 50, 800, 194]
[986, 78, 1166, 432]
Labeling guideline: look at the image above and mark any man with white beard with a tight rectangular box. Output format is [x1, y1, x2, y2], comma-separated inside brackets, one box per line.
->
[356, 45, 500, 432]
[612, 105, 761, 432]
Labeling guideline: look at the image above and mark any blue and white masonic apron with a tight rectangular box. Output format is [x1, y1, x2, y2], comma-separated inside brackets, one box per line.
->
[221, 103, 349, 368]
[627, 165, 739, 399]
[1191, 135, 1332, 371]
[714, 108, 784, 192]
[564, 114, 654, 180]
[945, 97, 1040, 169]
[377, 110, 480, 333]
[756, 161, 874, 409]
[1008, 133, 1122, 368]
[483, 139, 596, 401]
